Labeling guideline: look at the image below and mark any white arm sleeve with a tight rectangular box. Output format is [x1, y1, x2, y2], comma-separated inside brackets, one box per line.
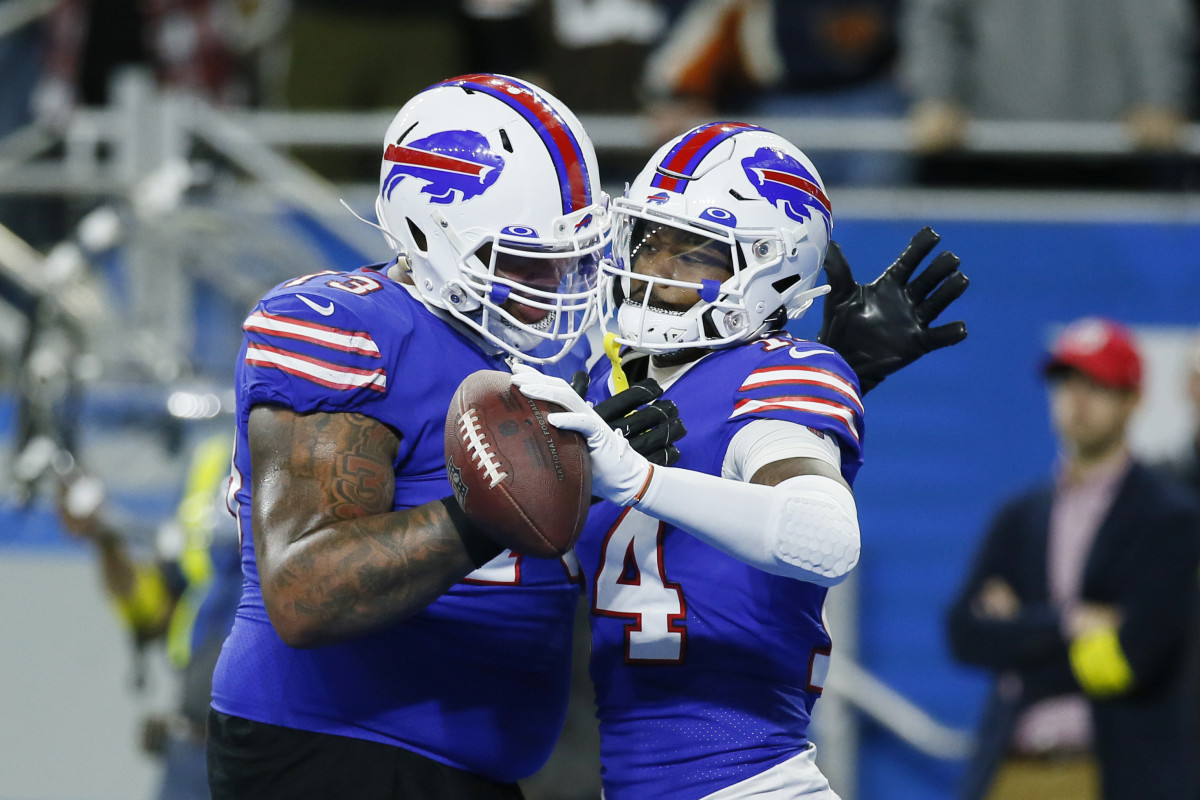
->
[722, 418, 842, 482]
[636, 466, 860, 586]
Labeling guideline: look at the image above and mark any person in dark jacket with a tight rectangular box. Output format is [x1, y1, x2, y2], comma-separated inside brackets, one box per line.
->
[1159, 332, 1200, 497]
[948, 317, 1200, 800]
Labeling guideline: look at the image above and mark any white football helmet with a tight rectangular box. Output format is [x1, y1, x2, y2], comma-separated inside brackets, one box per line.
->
[375, 74, 609, 364]
[603, 122, 832, 354]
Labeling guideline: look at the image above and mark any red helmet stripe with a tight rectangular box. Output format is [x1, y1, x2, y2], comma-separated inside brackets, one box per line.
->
[435, 74, 591, 213]
[384, 144, 491, 177]
[650, 122, 760, 192]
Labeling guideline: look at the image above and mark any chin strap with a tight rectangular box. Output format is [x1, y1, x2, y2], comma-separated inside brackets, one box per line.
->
[785, 282, 832, 320]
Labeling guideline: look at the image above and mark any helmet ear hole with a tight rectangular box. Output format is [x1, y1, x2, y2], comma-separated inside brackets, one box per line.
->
[772, 274, 799, 294]
[701, 308, 723, 340]
[406, 218, 428, 253]
[762, 306, 788, 335]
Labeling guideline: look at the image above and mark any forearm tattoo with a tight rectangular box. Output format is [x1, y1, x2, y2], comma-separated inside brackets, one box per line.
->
[249, 406, 476, 645]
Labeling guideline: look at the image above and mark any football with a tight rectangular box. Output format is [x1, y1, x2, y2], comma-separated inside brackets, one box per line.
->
[444, 370, 592, 557]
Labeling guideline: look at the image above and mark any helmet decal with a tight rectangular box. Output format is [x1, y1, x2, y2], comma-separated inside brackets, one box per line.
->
[650, 122, 762, 192]
[741, 147, 832, 235]
[382, 131, 505, 204]
[500, 225, 539, 238]
[646, 191, 670, 205]
[698, 207, 737, 227]
[435, 74, 591, 214]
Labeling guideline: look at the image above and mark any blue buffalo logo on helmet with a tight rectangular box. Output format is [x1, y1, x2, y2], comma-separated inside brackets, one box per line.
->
[383, 130, 505, 205]
[740, 147, 832, 236]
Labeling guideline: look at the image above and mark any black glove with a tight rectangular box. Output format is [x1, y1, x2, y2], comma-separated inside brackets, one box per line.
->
[570, 372, 686, 468]
[817, 227, 969, 394]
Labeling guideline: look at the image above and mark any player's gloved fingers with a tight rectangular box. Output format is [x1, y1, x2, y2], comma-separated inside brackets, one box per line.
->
[511, 373, 589, 413]
[591, 379, 664, 424]
[609, 400, 679, 438]
[625, 416, 686, 457]
[920, 320, 969, 352]
[661, 444, 682, 467]
[885, 226, 940, 284]
[915, 270, 970, 324]
[644, 445, 681, 468]
[545, 410, 604, 439]
[821, 241, 857, 305]
[905, 250, 961, 302]
[510, 362, 541, 378]
[569, 370, 590, 399]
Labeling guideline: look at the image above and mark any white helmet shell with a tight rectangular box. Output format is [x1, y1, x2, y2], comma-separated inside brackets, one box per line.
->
[604, 122, 832, 354]
[375, 73, 609, 364]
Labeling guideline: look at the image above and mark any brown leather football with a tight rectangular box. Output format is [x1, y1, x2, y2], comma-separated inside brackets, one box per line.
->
[444, 369, 592, 557]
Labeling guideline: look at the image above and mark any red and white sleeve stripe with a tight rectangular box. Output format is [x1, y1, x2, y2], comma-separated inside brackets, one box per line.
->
[245, 343, 387, 393]
[243, 311, 381, 357]
[737, 365, 862, 412]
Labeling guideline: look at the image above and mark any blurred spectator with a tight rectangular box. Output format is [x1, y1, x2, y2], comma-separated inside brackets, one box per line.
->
[900, 0, 1196, 188]
[57, 431, 240, 800]
[460, 0, 676, 181]
[460, 0, 550, 89]
[0, 20, 40, 134]
[1154, 329, 1200, 795]
[947, 317, 1200, 800]
[639, 0, 910, 185]
[459, 0, 674, 114]
[540, 0, 671, 112]
[280, 0, 465, 179]
[35, 0, 279, 127]
[1159, 331, 1200, 496]
[0, 13, 66, 248]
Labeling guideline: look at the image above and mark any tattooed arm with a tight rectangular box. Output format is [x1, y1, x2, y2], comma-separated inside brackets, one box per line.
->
[249, 405, 488, 648]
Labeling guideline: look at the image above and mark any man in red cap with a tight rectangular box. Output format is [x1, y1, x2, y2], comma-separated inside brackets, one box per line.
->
[1043, 317, 1142, 390]
[946, 317, 1200, 800]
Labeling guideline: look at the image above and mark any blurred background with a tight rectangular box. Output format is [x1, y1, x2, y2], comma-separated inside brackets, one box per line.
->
[1, 0, 1200, 798]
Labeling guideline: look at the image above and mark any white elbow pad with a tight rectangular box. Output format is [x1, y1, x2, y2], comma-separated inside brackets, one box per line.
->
[768, 474, 860, 586]
[637, 468, 860, 585]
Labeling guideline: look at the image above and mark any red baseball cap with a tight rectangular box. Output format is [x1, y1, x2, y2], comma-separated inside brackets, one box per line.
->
[1043, 317, 1142, 390]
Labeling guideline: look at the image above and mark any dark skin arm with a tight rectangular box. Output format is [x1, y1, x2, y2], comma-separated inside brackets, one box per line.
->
[249, 405, 480, 648]
[751, 456, 851, 490]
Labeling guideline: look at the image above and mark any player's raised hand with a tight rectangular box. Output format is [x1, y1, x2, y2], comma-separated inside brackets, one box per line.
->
[571, 372, 686, 467]
[55, 469, 109, 541]
[817, 227, 969, 393]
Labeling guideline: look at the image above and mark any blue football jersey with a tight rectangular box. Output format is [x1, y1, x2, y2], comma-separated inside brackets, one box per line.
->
[210, 267, 582, 782]
[576, 334, 864, 800]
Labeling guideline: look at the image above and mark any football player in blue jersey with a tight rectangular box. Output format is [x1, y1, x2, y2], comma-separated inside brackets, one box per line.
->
[207, 71, 965, 799]
[513, 123, 967, 800]
[205, 73, 642, 800]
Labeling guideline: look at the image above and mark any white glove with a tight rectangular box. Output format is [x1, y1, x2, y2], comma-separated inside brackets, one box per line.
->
[510, 364, 654, 506]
